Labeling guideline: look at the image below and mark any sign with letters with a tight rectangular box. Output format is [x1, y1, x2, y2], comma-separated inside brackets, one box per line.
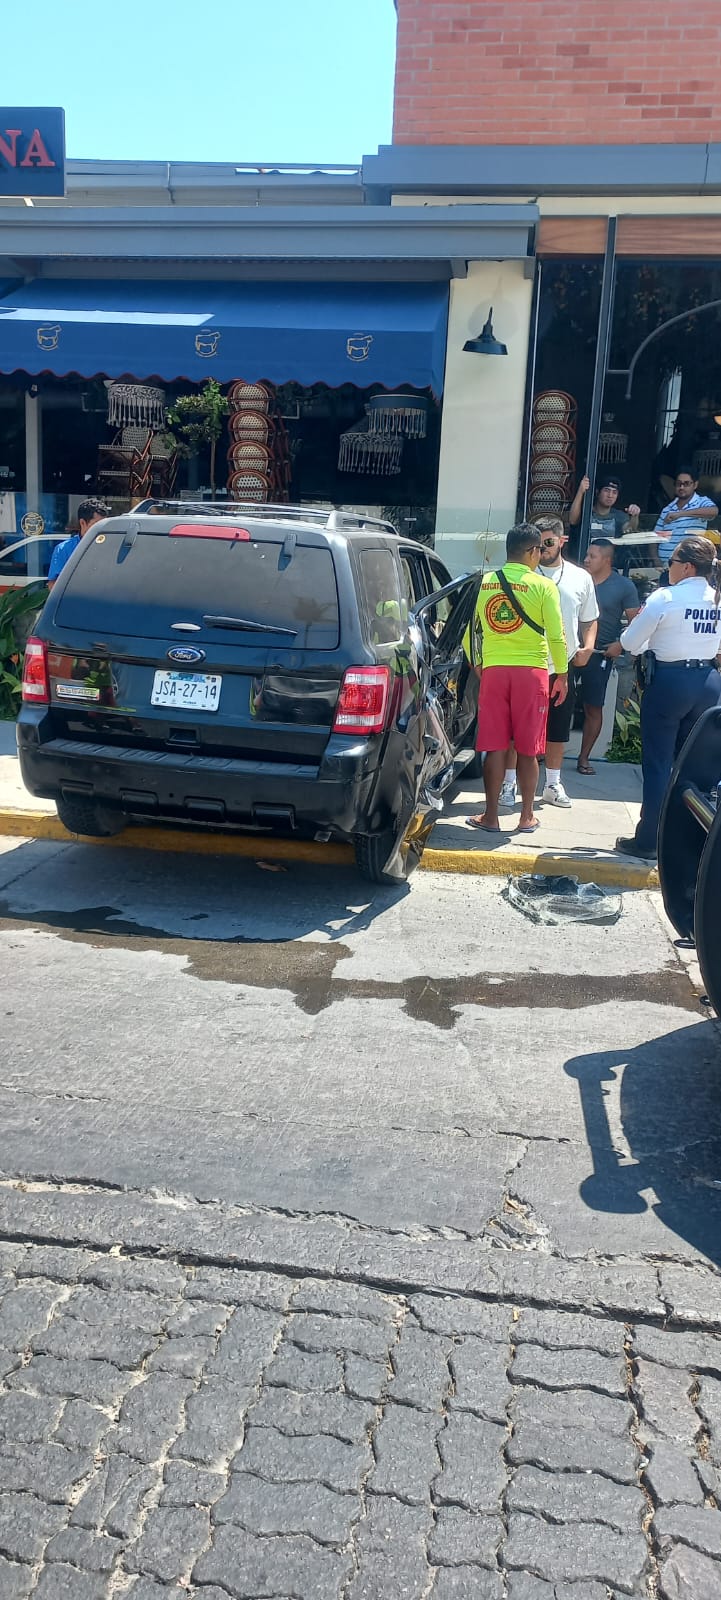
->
[0, 108, 65, 197]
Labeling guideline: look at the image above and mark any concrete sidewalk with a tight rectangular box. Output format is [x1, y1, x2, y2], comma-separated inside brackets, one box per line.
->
[0, 719, 652, 885]
[437, 730, 643, 859]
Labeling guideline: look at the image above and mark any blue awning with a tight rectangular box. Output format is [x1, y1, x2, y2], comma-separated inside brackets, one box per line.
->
[0, 278, 449, 394]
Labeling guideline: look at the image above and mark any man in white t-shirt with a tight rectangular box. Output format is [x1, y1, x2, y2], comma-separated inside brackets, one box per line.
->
[499, 516, 599, 811]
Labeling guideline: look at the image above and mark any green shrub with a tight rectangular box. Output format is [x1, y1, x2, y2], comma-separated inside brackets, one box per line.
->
[0, 585, 49, 720]
[606, 692, 642, 763]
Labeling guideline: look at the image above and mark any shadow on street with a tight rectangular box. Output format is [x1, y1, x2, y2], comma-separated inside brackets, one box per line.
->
[565, 1020, 721, 1268]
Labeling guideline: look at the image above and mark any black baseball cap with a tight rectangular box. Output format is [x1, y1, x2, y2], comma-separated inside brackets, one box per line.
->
[597, 476, 622, 492]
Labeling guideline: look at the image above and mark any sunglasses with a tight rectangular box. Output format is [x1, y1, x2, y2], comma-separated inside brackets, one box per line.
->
[669, 555, 689, 565]
[541, 537, 560, 548]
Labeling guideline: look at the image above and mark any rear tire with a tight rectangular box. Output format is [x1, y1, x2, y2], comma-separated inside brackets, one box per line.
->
[354, 814, 431, 885]
[55, 796, 125, 839]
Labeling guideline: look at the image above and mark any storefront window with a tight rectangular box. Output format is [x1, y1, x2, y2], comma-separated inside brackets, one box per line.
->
[604, 260, 721, 523]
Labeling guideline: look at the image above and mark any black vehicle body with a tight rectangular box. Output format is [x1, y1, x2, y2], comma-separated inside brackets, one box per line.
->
[657, 704, 721, 1015]
[17, 502, 482, 881]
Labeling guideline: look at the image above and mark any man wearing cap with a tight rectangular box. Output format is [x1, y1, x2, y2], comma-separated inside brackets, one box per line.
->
[48, 498, 112, 586]
[568, 476, 640, 542]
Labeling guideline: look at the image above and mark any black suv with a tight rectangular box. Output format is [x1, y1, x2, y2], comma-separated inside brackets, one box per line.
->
[18, 502, 481, 882]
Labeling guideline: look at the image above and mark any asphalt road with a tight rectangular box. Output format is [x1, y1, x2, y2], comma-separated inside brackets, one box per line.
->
[0, 833, 720, 1598]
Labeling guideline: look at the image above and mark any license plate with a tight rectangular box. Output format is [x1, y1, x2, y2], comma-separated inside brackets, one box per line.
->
[150, 671, 222, 712]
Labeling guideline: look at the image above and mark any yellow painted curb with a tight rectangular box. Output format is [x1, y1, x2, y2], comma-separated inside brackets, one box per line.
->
[422, 845, 658, 890]
[0, 805, 659, 889]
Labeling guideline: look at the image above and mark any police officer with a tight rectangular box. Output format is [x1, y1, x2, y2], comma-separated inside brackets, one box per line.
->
[614, 535, 721, 859]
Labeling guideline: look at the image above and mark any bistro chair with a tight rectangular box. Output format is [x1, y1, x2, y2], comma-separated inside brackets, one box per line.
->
[149, 434, 178, 497]
[529, 451, 574, 487]
[227, 380, 273, 413]
[227, 440, 275, 475]
[228, 468, 273, 502]
[530, 421, 575, 456]
[228, 411, 278, 446]
[527, 484, 568, 517]
[97, 426, 152, 500]
[532, 390, 577, 426]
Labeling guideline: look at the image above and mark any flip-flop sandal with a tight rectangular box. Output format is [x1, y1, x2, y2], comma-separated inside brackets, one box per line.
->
[515, 821, 540, 834]
[465, 818, 502, 832]
[576, 761, 595, 775]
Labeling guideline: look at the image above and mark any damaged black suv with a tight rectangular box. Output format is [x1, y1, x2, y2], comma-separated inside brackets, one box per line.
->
[18, 501, 481, 883]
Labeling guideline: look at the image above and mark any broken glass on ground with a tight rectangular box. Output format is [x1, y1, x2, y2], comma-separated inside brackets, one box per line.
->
[503, 873, 623, 926]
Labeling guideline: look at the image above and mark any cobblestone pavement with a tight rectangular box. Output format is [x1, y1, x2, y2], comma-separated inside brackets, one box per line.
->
[0, 1233, 720, 1600]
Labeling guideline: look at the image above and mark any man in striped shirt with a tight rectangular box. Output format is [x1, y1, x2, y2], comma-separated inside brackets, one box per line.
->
[654, 469, 718, 564]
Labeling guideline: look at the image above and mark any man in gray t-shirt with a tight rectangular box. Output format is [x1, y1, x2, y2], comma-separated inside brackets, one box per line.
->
[575, 539, 640, 774]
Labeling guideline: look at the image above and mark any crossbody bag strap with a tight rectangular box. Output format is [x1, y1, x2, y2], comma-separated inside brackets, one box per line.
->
[495, 569, 545, 637]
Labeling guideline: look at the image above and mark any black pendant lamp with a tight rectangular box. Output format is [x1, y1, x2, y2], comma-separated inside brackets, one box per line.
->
[463, 306, 508, 357]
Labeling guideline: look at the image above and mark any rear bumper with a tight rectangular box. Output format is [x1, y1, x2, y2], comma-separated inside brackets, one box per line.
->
[16, 717, 386, 837]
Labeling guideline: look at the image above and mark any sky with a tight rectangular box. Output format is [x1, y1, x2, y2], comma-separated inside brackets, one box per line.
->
[5, 0, 397, 166]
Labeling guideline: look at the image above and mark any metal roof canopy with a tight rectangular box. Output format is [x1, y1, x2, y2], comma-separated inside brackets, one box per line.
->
[363, 143, 721, 196]
[0, 203, 537, 268]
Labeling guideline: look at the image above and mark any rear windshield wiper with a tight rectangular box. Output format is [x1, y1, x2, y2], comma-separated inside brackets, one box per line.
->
[202, 614, 298, 637]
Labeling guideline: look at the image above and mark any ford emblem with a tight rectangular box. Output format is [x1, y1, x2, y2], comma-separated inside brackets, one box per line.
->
[167, 646, 205, 664]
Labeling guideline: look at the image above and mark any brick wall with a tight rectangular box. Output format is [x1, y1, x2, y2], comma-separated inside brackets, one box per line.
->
[393, 0, 721, 145]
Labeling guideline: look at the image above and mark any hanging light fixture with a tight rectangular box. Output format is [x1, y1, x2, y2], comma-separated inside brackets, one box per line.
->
[338, 417, 403, 475]
[463, 307, 508, 357]
[365, 393, 429, 439]
[107, 383, 166, 429]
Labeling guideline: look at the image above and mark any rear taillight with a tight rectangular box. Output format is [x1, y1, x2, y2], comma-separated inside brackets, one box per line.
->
[333, 666, 391, 736]
[22, 637, 49, 704]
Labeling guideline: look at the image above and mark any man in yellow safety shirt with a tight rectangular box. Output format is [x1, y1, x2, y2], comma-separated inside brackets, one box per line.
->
[467, 522, 567, 835]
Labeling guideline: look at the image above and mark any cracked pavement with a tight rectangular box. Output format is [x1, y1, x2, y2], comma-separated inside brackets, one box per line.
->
[0, 834, 720, 1595]
[0, 1230, 719, 1598]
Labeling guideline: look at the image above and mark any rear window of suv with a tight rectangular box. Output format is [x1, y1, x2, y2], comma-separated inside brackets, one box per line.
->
[55, 528, 340, 649]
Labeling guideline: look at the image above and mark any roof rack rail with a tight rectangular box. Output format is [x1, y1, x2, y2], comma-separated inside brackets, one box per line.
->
[130, 499, 398, 535]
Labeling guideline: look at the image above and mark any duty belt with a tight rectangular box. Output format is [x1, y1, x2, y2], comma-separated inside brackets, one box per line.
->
[656, 658, 713, 669]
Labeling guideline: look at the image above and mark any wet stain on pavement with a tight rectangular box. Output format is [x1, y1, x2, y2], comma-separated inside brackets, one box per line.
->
[0, 900, 700, 1030]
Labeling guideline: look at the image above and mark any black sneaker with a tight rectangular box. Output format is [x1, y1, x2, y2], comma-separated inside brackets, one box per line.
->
[615, 835, 657, 861]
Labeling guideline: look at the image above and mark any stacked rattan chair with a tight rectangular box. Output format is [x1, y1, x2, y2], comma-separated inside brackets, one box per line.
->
[226, 382, 290, 501]
[527, 390, 577, 519]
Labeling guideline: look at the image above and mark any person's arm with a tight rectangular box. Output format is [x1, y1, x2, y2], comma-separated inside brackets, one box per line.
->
[620, 506, 640, 534]
[622, 579, 641, 628]
[540, 581, 568, 676]
[619, 591, 668, 656]
[572, 580, 600, 666]
[568, 475, 590, 528]
[47, 543, 64, 589]
[694, 499, 719, 521]
[573, 618, 598, 667]
[606, 592, 641, 655]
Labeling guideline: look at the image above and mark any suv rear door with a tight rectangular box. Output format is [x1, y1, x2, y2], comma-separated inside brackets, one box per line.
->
[412, 569, 482, 749]
[44, 518, 356, 766]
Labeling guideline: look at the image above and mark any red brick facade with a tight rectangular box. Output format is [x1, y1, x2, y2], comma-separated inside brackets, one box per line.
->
[393, 0, 721, 146]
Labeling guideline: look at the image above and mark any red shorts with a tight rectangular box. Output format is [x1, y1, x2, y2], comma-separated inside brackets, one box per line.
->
[476, 665, 549, 758]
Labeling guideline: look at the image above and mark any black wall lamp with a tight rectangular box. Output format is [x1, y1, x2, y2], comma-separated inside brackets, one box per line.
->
[463, 306, 508, 357]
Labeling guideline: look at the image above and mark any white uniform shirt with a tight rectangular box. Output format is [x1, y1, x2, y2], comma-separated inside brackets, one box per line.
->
[620, 576, 721, 661]
[539, 560, 599, 658]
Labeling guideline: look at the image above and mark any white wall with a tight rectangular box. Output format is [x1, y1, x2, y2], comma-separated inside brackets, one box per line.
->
[435, 259, 533, 576]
